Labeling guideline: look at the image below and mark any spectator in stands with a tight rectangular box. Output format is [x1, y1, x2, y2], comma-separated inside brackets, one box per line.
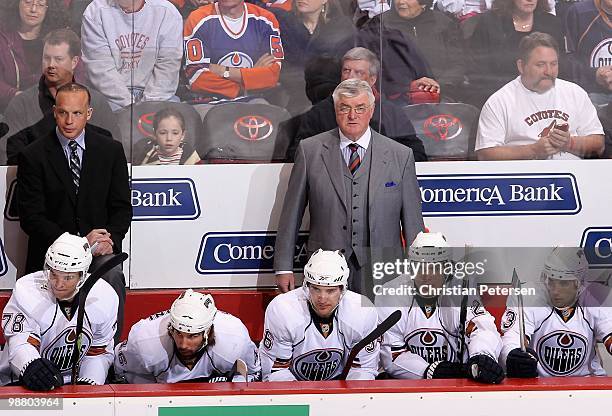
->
[295, 47, 427, 161]
[274, 79, 424, 294]
[183, 0, 284, 104]
[4, 28, 116, 165]
[135, 108, 200, 165]
[468, 0, 563, 107]
[476, 32, 604, 160]
[564, 0, 612, 107]
[383, 0, 467, 102]
[0, 0, 69, 113]
[168, 0, 213, 19]
[16, 83, 132, 343]
[333, 12, 440, 104]
[81, 0, 183, 111]
[436, 0, 493, 22]
[267, 0, 354, 113]
[303, 55, 341, 105]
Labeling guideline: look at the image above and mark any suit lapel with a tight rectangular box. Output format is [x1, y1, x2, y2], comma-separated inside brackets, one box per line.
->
[45, 133, 77, 206]
[321, 130, 347, 213]
[369, 131, 391, 209]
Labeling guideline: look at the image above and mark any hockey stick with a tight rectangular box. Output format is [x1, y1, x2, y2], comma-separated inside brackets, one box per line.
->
[225, 358, 248, 384]
[511, 268, 527, 352]
[70, 252, 128, 384]
[338, 309, 402, 380]
[457, 244, 471, 362]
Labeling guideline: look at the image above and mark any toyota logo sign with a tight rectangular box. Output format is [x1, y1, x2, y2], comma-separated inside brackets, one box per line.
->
[234, 115, 273, 141]
[422, 114, 463, 141]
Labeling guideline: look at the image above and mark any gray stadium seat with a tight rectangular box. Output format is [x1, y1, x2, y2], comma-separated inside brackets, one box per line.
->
[404, 103, 480, 160]
[198, 102, 291, 163]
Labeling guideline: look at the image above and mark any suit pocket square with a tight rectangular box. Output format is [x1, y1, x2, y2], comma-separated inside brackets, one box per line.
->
[385, 181, 398, 188]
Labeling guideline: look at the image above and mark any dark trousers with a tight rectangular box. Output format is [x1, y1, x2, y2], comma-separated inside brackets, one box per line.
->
[90, 255, 126, 345]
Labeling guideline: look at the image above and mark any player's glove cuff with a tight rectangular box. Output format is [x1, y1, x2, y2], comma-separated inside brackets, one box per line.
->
[467, 354, 505, 384]
[425, 361, 466, 379]
[76, 377, 97, 386]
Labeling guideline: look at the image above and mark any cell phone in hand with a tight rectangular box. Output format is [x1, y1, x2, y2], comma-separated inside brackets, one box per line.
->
[555, 122, 569, 132]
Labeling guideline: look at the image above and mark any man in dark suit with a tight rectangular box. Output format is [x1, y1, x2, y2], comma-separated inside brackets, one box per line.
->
[17, 82, 132, 342]
[274, 79, 424, 295]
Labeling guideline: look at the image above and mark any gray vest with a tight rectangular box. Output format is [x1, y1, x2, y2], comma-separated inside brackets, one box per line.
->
[342, 144, 372, 267]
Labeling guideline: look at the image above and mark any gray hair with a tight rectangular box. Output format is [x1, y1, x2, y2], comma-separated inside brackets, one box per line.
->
[332, 79, 375, 106]
[342, 47, 380, 80]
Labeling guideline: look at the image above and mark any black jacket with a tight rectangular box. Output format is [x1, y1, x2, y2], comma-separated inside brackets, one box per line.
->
[17, 125, 132, 273]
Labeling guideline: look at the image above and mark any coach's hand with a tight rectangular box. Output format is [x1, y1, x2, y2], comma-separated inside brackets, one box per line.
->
[276, 272, 295, 293]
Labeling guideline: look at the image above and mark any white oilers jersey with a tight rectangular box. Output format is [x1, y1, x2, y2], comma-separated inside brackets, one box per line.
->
[260, 288, 380, 381]
[376, 275, 502, 379]
[0, 272, 118, 385]
[114, 310, 260, 383]
[500, 301, 612, 377]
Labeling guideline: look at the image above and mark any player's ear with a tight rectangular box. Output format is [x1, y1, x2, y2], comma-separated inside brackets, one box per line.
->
[517, 59, 524, 75]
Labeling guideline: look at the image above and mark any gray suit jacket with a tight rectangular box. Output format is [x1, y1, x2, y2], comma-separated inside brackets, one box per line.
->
[274, 128, 424, 271]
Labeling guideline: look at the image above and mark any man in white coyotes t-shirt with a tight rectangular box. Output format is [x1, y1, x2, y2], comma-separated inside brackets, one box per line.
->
[475, 32, 604, 161]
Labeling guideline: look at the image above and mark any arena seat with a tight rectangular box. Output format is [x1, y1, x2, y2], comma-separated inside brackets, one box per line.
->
[404, 103, 480, 161]
[114, 101, 203, 164]
[198, 102, 291, 163]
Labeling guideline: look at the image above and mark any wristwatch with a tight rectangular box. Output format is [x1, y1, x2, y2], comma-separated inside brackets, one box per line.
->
[222, 67, 230, 79]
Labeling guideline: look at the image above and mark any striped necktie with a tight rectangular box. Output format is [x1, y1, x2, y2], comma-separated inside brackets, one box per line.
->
[68, 140, 81, 191]
[348, 143, 361, 175]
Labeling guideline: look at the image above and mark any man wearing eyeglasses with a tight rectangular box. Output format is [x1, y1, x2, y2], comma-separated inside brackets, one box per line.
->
[274, 78, 424, 295]
[295, 47, 428, 162]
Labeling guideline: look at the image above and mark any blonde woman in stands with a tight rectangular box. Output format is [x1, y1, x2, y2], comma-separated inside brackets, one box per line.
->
[137, 108, 200, 165]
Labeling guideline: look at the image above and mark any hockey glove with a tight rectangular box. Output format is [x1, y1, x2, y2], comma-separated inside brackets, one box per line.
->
[20, 358, 63, 391]
[467, 354, 505, 384]
[424, 361, 466, 379]
[506, 348, 538, 378]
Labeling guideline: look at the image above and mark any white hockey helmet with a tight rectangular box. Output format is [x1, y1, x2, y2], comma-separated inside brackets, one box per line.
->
[542, 247, 588, 282]
[303, 249, 350, 289]
[408, 232, 451, 264]
[169, 289, 217, 336]
[44, 232, 93, 293]
[542, 247, 587, 309]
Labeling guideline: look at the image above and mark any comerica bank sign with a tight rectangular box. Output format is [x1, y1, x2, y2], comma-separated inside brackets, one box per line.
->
[418, 173, 581, 216]
[196, 232, 309, 274]
[131, 178, 200, 221]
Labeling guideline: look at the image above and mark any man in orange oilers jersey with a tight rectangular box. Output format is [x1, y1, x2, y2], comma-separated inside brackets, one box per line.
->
[184, 0, 284, 101]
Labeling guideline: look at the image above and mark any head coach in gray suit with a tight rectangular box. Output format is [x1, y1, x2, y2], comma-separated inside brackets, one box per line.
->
[274, 79, 424, 295]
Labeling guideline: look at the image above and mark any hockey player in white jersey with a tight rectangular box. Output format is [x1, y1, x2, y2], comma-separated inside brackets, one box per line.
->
[260, 249, 380, 381]
[377, 232, 504, 383]
[114, 289, 261, 383]
[0, 233, 118, 390]
[500, 247, 612, 377]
